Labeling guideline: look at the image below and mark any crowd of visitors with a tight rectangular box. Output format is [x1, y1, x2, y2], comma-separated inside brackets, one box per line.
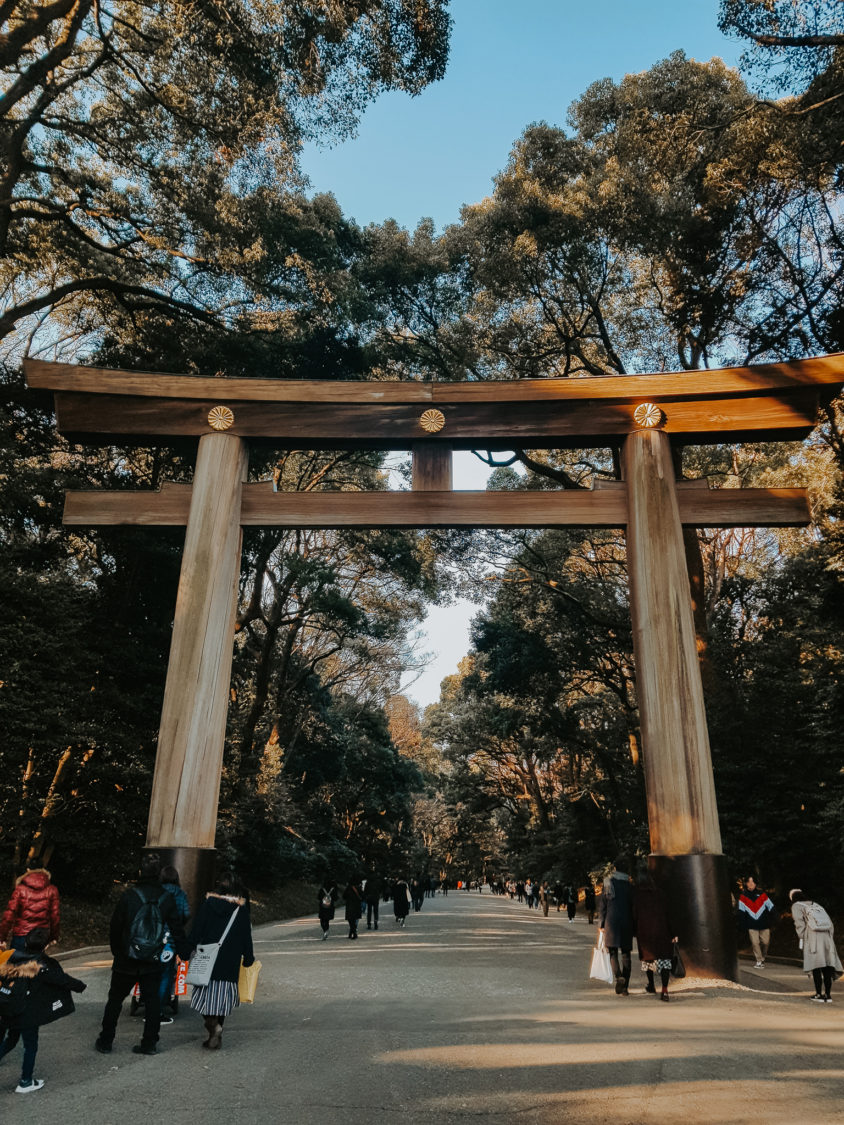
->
[0, 856, 841, 1094]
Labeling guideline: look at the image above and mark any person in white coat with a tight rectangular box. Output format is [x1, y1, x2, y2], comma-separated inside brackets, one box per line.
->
[789, 889, 843, 1003]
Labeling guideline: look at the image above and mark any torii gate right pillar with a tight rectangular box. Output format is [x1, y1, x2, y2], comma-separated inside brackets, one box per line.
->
[623, 427, 737, 979]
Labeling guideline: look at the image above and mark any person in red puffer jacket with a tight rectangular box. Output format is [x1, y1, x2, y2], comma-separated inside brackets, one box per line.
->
[0, 870, 61, 952]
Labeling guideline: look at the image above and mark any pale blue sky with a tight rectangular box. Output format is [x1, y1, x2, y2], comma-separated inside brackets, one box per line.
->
[301, 2, 742, 708]
[302, 1, 742, 232]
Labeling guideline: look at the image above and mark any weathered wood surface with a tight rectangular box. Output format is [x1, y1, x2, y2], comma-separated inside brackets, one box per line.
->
[24, 353, 844, 400]
[146, 433, 247, 851]
[412, 442, 453, 491]
[63, 483, 810, 528]
[623, 428, 723, 856]
[47, 389, 822, 447]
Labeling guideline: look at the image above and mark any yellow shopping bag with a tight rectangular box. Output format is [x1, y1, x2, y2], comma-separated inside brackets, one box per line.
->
[238, 958, 262, 1003]
[0, 948, 14, 967]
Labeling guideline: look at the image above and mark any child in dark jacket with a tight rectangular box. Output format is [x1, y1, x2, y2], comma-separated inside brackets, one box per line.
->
[0, 927, 86, 1093]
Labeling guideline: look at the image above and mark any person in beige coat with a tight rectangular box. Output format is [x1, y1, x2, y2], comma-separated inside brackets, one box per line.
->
[789, 889, 843, 1003]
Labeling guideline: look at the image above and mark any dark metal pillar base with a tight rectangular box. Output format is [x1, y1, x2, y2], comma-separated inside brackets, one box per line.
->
[649, 853, 737, 981]
[143, 845, 216, 920]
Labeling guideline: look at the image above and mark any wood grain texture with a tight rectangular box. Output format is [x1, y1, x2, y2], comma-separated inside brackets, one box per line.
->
[146, 433, 247, 850]
[623, 428, 724, 856]
[50, 389, 821, 446]
[412, 442, 453, 490]
[24, 352, 844, 401]
[63, 483, 810, 528]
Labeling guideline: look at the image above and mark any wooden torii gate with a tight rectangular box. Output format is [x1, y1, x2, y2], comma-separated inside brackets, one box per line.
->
[24, 353, 844, 978]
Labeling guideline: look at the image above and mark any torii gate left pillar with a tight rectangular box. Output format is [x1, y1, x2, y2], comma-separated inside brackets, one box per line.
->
[144, 432, 247, 908]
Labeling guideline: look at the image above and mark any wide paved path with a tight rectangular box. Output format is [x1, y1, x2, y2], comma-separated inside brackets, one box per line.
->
[3, 892, 843, 1123]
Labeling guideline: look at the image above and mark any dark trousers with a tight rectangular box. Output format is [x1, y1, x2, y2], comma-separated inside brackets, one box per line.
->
[812, 967, 834, 996]
[0, 1025, 38, 1081]
[608, 948, 632, 984]
[367, 901, 379, 927]
[567, 902, 576, 920]
[101, 968, 162, 1049]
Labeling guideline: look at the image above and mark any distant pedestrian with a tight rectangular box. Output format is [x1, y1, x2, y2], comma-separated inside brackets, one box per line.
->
[0, 869, 61, 953]
[565, 884, 577, 923]
[789, 889, 843, 1003]
[0, 928, 86, 1093]
[600, 855, 635, 996]
[525, 879, 535, 908]
[539, 882, 551, 917]
[95, 853, 186, 1057]
[343, 879, 363, 939]
[553, 881, 564, 912]
[737, 876, 777, 968]
[583, 883, 596, 925]
[393, 879, 410, 927]
[632, 865, 678, 1002]
[186, 874, 254, 1049]
[365, 872, 383, 931]
[317, 879, 338, 940]
[411, 876, 424, 912]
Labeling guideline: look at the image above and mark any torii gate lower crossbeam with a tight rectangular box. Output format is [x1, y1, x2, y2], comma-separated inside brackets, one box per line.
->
[24, 354, 844, 974]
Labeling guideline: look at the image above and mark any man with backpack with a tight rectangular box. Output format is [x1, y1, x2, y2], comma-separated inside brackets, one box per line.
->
[95, 853, 187, 1057]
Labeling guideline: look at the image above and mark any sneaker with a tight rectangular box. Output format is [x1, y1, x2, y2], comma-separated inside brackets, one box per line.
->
[94, 1037, 112, 1054]
[15, 1078, 44, 1093]
[322, 930, 328, 940]
[132, 1044, 157, 1055]
[824, 996, 833, 1003]
[811, 994, 826, 1003]
[754, 961, 763, 968]
[159, 1016, 174, 1026]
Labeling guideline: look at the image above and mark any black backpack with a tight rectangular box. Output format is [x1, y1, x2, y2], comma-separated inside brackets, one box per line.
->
[127, 887, 169, 961]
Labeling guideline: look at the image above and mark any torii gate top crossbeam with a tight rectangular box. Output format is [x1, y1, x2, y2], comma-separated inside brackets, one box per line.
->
[23, 354, 844, 450]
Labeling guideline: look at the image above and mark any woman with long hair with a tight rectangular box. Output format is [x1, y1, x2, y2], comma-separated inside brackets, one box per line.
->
[186, 874, 254, 1049]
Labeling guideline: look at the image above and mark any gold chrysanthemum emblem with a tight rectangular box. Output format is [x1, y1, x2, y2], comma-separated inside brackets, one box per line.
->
[419, 408, 445, 433]
[207, 405, 235, 431]
[633, 402, 664, 429]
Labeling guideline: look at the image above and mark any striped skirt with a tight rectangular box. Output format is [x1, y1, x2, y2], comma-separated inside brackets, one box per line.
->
[190, 979, 240, 1017]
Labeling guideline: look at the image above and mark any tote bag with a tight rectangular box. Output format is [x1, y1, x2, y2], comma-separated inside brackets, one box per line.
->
[185, 907, 240, 987]
[238, 958, 262, 1003]
[589, 932, 614, 985]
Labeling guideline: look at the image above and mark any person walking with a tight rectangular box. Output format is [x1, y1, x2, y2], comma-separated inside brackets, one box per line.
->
[157, 865, 190, 1022]
[539, 881, 551, 917]
[737, 876, 777, 968]
[0, 928, 87, 1093]
[600, 855, 635, 996]
[632, 864, 678, 1002]
[343, 878, 363, 940]
[317, 878, 338, 940]
[565, 883, 577, 923]
[0, 869, 61, 953]
[583, 882, 596, 925]
[186, 874, 254, 1049]
[553, 881, 564, 913]
[392, 878, 410, 927]
[365, 873, 383, 931]
[789, 890, 843, 1003]
[95, 853, 186, 1057]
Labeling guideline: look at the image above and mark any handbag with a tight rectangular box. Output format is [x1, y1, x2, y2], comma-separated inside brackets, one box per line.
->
[671, 940, 686, 979]
[589, 931, 614, 985]
[185, 906, 240, 987]
[238, 958, 262, 1003]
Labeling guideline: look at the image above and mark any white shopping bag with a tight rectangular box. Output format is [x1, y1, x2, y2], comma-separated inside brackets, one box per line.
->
[589, 931, 614, 985]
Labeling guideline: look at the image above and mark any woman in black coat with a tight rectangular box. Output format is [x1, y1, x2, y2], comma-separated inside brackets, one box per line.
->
[392, 879, 410, 926]
[632, 865, 678, 1001]
[599, 855, 635, 995]
[0, 928, 85, 1092]
[342, 879, 363, 940]
[186, 875, 254, 1049]
[317, 879, 338, 941]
